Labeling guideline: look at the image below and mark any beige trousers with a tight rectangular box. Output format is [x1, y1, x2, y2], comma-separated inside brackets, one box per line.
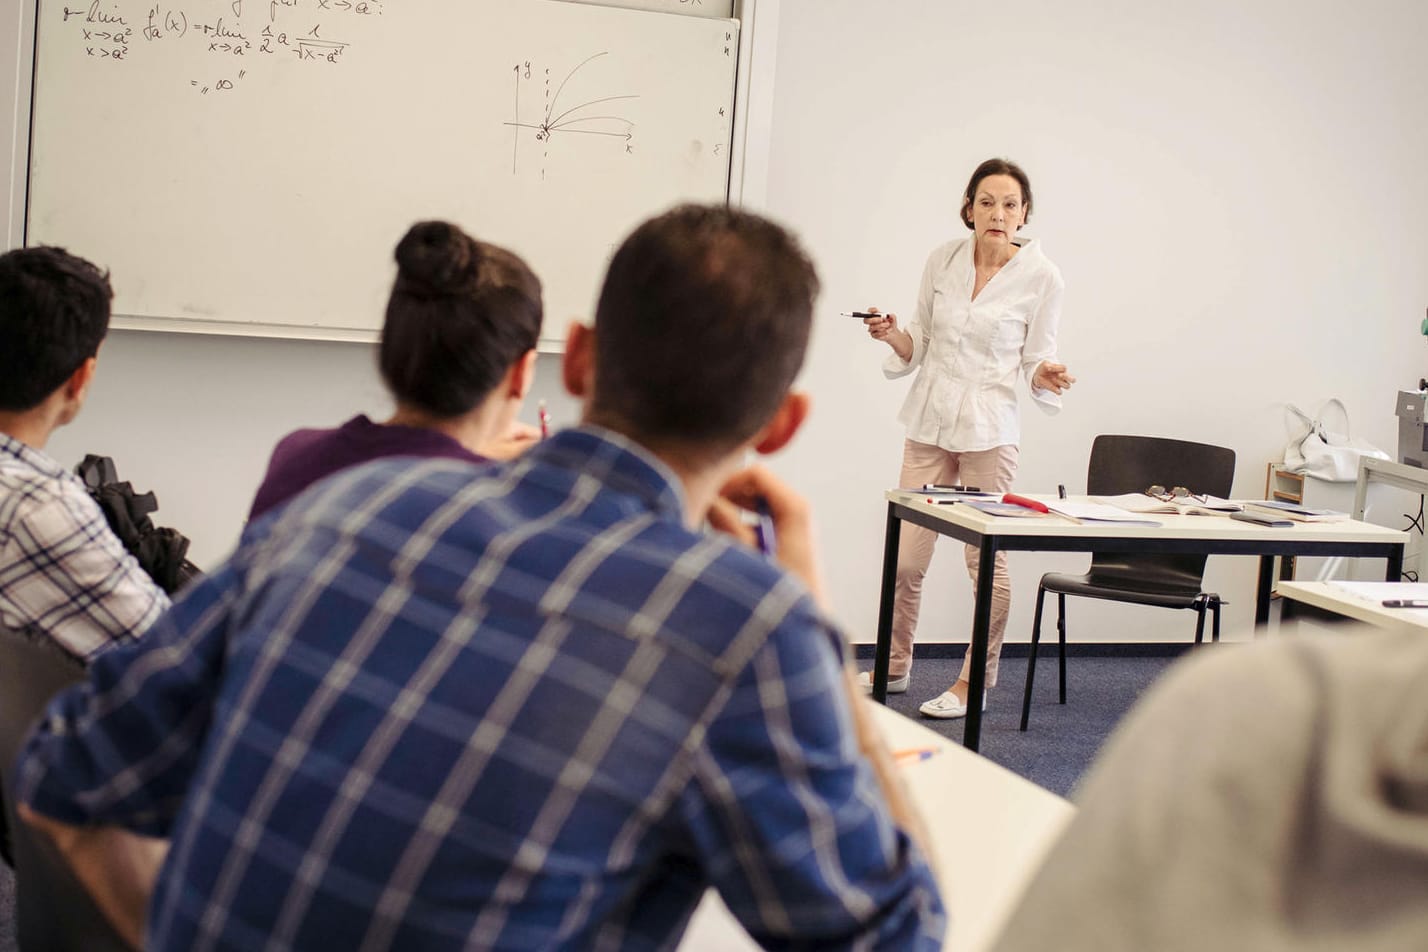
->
[891, 439, 1018, 687]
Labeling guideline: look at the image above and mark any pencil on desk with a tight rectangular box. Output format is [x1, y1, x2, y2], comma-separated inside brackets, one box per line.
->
[894, 747, 940, 765]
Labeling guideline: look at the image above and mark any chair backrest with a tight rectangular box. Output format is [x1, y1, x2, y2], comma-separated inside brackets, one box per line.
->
[1086, 434, 1237, 590]
[0, 625, 134, 951]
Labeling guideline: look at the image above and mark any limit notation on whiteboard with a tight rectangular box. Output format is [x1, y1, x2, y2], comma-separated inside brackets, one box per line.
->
[29, 0, 739, 339]
[54, 0, 377, 87]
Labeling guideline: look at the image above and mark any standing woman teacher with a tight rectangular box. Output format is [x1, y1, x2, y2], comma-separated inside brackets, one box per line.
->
[862, 157, 1075, 719]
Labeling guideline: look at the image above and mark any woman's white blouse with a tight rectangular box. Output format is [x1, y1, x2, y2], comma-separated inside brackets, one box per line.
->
[883, 237, 1064, 452]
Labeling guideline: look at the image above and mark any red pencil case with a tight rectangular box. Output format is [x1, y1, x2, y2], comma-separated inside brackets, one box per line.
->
[1001, 493, 1050, 513]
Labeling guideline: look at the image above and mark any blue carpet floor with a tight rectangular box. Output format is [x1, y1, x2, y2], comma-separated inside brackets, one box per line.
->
[868, 650, 1182, 798]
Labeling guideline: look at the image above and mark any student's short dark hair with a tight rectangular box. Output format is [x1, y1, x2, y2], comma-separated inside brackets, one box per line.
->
[590, 204, 819, 457]
[0, 246, 113, 412]
[960, 157, 1034, 230]
[380, 221, 543, 418]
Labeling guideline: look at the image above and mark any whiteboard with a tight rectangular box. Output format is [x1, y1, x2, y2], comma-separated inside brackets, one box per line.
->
[26, 0, 739, 345]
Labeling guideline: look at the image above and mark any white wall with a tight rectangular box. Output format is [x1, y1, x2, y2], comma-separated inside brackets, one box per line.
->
[4, 0, 1426, 643]
[751, 0, 1428, 645]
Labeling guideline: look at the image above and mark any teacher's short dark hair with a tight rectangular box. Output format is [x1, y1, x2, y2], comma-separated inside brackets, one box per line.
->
[0, 246, 112, 412]
[960, 157, 1034, 230]
[591, 204, 818, 459]
[381, 221, 543, 418]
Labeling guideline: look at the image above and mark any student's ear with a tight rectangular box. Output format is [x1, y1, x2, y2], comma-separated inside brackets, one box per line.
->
[752, 391, 810, 456]
[52, 357, 98, 427]
[65, 357, 97, 403]
[562, 321, 595, 399]
[508, 348, 537, 400]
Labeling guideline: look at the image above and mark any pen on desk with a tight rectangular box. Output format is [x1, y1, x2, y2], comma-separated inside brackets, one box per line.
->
[926, 498, 959, 505]
[894, 747, 940, 764]
[538, 400, 550, 440]
[754, 498, 777, 557]
[1058, 484, 1067, 499]
[1382, 599, 1428, 608]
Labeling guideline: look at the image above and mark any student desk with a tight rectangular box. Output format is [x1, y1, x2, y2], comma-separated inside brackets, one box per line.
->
[871, 492, 1408, 751]
[1277, 580, 1428, 633]
[680, 701, 1074, 951]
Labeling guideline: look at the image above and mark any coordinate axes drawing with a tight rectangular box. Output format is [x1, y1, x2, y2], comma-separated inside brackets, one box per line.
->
[507, 51, 639, 176]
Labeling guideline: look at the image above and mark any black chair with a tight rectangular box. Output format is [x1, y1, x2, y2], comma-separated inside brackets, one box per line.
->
[0, 625, 135, 950]
[1019, 435, 1236, 732]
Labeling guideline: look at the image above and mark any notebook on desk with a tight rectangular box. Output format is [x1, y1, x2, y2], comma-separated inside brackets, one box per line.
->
[1243, 500, 1348, 522]
[964, 500, 1050, 518]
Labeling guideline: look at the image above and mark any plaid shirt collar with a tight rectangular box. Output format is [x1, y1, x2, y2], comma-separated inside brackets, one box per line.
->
[526, 423, 689, 523]
[0, 431, 71, 483]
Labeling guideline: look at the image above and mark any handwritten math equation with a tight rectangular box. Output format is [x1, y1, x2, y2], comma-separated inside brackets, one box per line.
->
[56, 0, 381, 90]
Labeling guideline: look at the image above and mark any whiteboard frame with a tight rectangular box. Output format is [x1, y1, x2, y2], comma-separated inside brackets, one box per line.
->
[5, 0, 36, 252]
[13, 0, 773, 349]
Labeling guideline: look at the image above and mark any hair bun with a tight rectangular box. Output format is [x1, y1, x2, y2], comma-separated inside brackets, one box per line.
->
[394, 221, 482, 294]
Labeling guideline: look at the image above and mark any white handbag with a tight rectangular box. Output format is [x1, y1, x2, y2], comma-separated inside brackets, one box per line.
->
[1283, 399, 1389, 482]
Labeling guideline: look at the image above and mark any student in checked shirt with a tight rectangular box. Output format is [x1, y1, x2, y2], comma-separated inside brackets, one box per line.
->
[860, 157, 1077, 719]
[16, 205, 946, 951]
[0, 246, 168, 662]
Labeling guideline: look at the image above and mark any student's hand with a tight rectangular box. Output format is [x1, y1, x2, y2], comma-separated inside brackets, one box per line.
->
[18, 802, 168, 950]
[708, 465, 827, 607]
[478, 421, 542, 460]
[863, 307, 913, 362]
[1033, 360, 1076, 394]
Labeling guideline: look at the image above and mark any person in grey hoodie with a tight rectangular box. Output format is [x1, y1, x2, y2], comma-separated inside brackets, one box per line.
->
[992, 625, 1428, 952]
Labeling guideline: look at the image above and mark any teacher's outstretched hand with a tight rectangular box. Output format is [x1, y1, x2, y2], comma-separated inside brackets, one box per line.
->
[862, 307, 913, 362]
[1032, 360, 1076, 395]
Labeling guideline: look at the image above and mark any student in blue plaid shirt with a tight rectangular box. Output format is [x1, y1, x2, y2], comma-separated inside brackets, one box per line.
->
[0, 246, 169, 661]
[16, 206, 945, 950]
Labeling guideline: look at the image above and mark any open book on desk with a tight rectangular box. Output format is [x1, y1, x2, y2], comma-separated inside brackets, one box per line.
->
[1097, 493, 1242, 516]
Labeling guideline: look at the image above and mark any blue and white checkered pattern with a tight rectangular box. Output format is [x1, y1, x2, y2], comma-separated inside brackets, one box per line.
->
[0, 432, 168, 659]
[18, 426, 944, 950]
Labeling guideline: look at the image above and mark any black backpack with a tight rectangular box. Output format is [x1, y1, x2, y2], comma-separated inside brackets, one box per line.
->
[74, 455, 202, 595]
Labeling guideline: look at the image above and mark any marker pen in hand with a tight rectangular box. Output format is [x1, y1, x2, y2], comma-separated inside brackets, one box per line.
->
[754, 498, 777, 557]
[840, 311, 882, 319]
[538, 400, 550, 440]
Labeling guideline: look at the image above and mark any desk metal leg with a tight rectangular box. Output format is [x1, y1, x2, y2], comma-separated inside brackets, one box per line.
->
[962, 541, 997, 752]
[1387, 545, 1405, 582]
[1254, 556, 1274, 627]
[872, 503, 901, 705]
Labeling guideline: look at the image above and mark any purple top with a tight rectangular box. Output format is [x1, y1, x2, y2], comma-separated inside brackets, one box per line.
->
[249, 414, 483, 520]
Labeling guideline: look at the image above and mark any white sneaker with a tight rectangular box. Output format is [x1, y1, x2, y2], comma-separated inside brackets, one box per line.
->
[919, 689, 988, 720]
[857, 670, 909, 694]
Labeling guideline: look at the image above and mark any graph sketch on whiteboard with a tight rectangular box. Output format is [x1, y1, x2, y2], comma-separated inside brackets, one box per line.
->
[507, 52, 639, 176]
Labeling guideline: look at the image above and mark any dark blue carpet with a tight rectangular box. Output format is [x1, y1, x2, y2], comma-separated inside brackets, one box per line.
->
[865, 649, 1183, 798]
